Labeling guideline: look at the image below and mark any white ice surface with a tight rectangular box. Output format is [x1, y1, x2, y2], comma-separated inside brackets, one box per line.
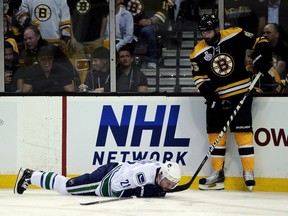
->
[1, 189, 288, 216]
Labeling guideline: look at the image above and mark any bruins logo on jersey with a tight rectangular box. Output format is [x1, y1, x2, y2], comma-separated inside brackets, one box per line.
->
[127, 0, 144, 17]
[34, 4, 51, 22]
[76, 0, 91, 15]
[211, 53, 234, 77]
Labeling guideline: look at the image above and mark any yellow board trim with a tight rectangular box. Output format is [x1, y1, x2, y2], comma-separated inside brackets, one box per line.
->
[2, 175, 288, 192]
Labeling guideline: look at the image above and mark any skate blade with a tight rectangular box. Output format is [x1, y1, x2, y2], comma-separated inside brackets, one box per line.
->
[198, 182, 224, 190]
[247, 186, 254, 192]
[13, 167, 24, 194]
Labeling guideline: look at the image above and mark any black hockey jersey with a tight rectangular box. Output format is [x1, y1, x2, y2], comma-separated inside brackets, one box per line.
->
[67, 0, 109, 42]
[190, 27, 271, 100]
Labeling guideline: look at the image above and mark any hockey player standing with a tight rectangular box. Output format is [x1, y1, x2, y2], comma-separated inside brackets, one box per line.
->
[15, 160, 181, 198]
[190, 14, 273, 191]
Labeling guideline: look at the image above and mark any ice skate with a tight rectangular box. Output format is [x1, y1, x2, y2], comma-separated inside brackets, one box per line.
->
[243, 171, 255, 192]
[199, 169, 225, 190]
[14, 168, 34, 194]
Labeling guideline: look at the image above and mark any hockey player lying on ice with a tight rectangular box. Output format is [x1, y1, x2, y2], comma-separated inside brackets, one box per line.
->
[15, 159, 181, 197]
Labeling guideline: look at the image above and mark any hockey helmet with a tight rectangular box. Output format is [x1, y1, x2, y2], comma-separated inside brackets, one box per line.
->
[159, 162, 181, 188]
[198, 14, 219, 31]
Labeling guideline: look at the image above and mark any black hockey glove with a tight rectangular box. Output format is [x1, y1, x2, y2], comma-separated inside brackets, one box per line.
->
[220, 100, 232, 110]
[206, 98, 232, 110]
[122, 184, 166, 198]
[251, 54, 269, 76]
[142, 184, 166, 197]
[250, 38, 273, 77]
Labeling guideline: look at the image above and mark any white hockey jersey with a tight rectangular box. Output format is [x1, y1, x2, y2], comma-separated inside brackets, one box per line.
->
[17, 0, 71, 43]
[96, 160, 162, 197]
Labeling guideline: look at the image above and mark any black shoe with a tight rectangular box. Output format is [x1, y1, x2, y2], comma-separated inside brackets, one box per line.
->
[199, 169, 225, 190]
[15, 168, 34, 194]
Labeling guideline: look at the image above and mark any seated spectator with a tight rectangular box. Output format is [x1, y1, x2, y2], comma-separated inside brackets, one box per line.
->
[20, 25, 73, 69]
[4, 40, 20, 92]
[125, 0, 173, 68]
[263, 23, 288, 92]
[18, 25, 74, 90]
[4, 0, 25, 52]
[258, 0, 288, 40]
[116, 45, 148, 92]
[263, 24, 288, 78]
[15, 0, 71, 53]
[104, 0, 134, 52]
[78, 47, 110, 93]
[21, 44, 75, 93]
[19, 25, 49, 66]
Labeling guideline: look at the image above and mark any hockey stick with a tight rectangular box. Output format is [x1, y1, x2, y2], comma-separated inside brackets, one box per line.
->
[80, 196, 133, 206]
[169, 72, 262, 192]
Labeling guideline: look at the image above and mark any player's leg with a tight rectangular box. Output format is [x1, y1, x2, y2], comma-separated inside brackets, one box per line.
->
[199, 106, 227, 190]
[232, 94, 255, 191]
[234, 132, 255, 191]
[66, 162, 119, 196]
[198, 133, 226, 190]
[15, 168, 69, 195]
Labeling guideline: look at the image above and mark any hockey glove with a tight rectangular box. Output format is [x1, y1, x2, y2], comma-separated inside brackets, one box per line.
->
[206, 99, 232, 110]
[220, 100, 232, 110]
[250, 36, 273, 76]
[122, 184, 166, 198]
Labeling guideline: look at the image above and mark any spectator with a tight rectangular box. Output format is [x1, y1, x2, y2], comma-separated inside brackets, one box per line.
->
[116, 46, 148, 92]
[263, 23, 288, 92]
[20, 25, 49, 66]
[258, 0, 288, 39]
[18, 26, 74, 89]
[125, 0, 173, 68]
[21, 44, 75, 93]
[78, 47, 110, 93]
[15, 0, 71, 52]
[4, 40, 20, 92]
[67, 0, 109, 57]
[4, 0, 24, 51]
[104, 0, 134, 52]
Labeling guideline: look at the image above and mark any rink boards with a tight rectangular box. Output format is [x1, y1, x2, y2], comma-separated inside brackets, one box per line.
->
[0, 96, 287, 191]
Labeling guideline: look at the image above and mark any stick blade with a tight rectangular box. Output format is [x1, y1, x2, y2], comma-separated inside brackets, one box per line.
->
[80, 196, 133, 206]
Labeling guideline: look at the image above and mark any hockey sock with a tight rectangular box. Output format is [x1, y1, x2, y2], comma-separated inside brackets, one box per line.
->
[208, 133, 226, 171]
[31, 171, 70, 195]
[235, 132, 255, 171]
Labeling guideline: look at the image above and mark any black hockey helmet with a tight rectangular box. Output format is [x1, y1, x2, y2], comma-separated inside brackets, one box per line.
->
[198, 14, 219, 31]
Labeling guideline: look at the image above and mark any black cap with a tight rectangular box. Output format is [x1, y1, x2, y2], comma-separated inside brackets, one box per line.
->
[91, 47, 109, 59]
[38, 44, 56, 57]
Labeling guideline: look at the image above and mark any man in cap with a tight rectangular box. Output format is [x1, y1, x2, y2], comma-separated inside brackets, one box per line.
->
[78, 47, 110, 93]
[21, 44, 75, 92]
